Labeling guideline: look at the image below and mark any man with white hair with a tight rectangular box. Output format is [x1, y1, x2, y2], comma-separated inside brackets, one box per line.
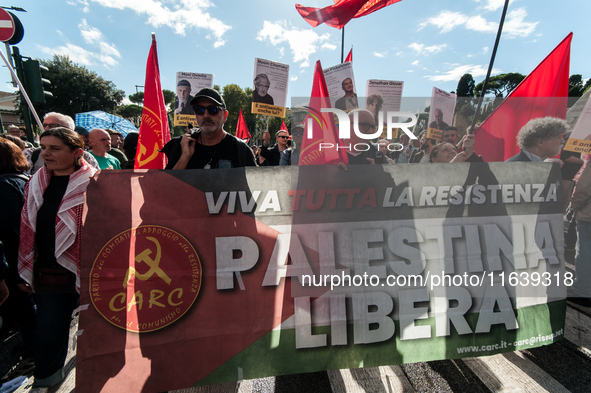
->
[24, 112, 99, 174]
[89, 128, 121, 169]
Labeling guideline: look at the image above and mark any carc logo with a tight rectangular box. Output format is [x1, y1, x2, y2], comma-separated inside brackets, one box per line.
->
[90, 225, 202, 333]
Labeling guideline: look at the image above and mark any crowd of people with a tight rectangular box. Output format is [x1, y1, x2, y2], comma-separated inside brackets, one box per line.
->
[0, 87, 589, 391]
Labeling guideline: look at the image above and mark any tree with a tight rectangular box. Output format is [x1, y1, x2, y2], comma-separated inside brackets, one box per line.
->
[115, 104, 142, 127]
[474, 72, 525, 97]
[569, 74, 585, 97]
[129, 92, 144, 105]
[29, 55, 125, 119]
[162, 89, 175, 107]
[455, 73, 476, 115]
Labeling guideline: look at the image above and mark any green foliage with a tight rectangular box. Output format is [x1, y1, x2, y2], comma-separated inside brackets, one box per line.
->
[115, 104, 142, 127]
[474, 72, 525, 97]
[162, 89, 175, 107]
[30, 55, 124, 119]
[456, 73, 476, 114]
[128, 92, 144, 105]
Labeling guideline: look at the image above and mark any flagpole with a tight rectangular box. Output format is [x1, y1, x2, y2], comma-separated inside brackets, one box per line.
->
[468, 0, 510, 134]
[341, 26, 345, 63]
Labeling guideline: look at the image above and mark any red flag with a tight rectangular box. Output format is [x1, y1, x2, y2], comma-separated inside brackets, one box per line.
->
[474, 33, 572, 162]
[235, 109, 251, 141]
[135, 35, 170, 169]
[344, 47, 353, 62]
[280, 120, 288, 133]
[296, 0, 402, 29]
[298, 60, 348, 165]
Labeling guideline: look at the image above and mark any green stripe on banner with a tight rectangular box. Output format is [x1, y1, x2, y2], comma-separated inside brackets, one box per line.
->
[197, 300, 566, 386]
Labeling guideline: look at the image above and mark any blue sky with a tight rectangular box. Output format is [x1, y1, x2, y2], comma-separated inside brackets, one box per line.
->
[1, 0, 589, 107]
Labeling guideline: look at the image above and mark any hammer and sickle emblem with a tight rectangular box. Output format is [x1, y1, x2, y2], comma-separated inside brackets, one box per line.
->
[123, 237, 171, 288]
[137, 142, 160, 166]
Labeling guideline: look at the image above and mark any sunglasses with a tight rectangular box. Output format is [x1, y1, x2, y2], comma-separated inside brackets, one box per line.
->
[43, 123, 64, 129]
[277, 135, 289, 139]
[192, 105, 225, 116]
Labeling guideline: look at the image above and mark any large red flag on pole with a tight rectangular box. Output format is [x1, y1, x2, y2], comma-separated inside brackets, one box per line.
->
[474, 32, 572, 162]
[135, 34, 170, 169]
[298, 60, 348, 166]
[344, 47, 353, 62]
[235, 109, 251, 141]
[296, 0, 402, 29]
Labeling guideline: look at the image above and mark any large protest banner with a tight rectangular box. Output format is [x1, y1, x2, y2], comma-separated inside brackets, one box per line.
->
[77, 163, 567, 392]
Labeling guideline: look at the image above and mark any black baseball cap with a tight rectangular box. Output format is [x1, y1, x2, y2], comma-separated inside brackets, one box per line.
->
[189, 88, 225, 107]
[74, 126, 89, 136]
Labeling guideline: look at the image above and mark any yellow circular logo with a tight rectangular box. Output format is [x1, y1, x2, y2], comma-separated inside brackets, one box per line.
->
[90, 225, 201, 332]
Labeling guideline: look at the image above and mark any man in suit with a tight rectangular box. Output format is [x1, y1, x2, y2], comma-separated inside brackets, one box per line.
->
[506, 117, 567, 162]
[174, 79, 195, 115]
[428, 108, 449, 131]
[335, 78, 358, 111]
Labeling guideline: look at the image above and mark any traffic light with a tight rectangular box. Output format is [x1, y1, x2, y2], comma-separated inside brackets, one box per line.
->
[22, 59, 52, 104]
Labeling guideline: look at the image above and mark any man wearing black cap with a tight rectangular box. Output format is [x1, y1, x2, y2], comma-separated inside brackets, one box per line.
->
[174, 79, 195, 115]
[162, 88, 256, 169]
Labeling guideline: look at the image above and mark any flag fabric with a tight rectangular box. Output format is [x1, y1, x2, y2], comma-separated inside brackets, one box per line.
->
[280, 120, 288, 133]
[473, 32, 573, 162]
[298, 60, 348, 166]
[296, 0, 402, 29]
[235, 109, 251, 141]
[345, 47, 353, 62]
[135, 35, 170, 169]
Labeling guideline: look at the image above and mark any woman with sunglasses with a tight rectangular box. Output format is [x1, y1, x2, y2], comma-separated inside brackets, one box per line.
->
[18, 128, 97, 392]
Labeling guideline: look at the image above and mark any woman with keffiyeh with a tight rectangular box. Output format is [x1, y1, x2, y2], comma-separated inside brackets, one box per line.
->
[17, 127, 96, 392]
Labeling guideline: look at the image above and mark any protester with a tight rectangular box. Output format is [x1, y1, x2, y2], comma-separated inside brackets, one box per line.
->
[6, 124, 21, 137]
[89, 128, 121, 169]
[442, 126, 460, 146]
[18, 127, 97, 391]
[569, 157, 591, 307]
[429, 134, 483, 163]
[410, 131, 436, 163]
[1, 133, 26, 150]
[261, 129, 289, 166]
[506, 117, 567, 163]
[106, 129, 128, 165]
[0, 139, 35, 376]
[121, 132, 139, 169]
[392, 133, 413, 164]
[342, 109, 378, 165]
[280, 125, 304, 166]
[162, 88, 256, 169]
[74, 126, 90, 149]
[24, 112, 100, 175]
[375, 138, 395, 164]
[561, 132, 584, 213]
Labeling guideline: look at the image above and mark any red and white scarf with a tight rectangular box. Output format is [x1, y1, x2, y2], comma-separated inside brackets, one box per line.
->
[18, 160, 97, 292]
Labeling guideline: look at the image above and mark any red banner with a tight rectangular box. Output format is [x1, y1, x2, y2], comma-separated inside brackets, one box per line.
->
[345, 47, 353, 62]
[296, 0, 402, 29]
[299, 60, 348, 166]
[474, 33, 572, 162]
[135, 35, 170, 169]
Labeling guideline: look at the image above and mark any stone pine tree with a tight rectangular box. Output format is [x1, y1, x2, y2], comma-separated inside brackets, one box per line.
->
[30, 55, 125, 119]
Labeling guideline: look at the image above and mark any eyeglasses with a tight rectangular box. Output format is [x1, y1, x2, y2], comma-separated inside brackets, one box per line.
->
[277, 135, 288, 139]
[43, 123, 63, 129]
[257, 84, 270, 88]
[192, 105, 225, 116]
[359, 122, 377, 132]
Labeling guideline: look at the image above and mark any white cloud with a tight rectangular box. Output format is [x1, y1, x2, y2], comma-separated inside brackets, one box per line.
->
[407, 70, 414, 73]
[425, 64, 501, 82]
[474, 0, 516, 12]
[321, 43, 337, 51]
[279, 47, 285, 58]
[257, 20, 332, 68]
[290, 76, 298, 82]
[37, 43, 96, 67]
[408, 43, 447, 55]
[373, 52, 386, 58]
[420, 7, 537, 38]
[503, 8, 538, 37]
[89, 0, 231, 47]
[69, 0, 90, 12]
[39, 20, 121, 68]
[412, 60, 419, 65]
